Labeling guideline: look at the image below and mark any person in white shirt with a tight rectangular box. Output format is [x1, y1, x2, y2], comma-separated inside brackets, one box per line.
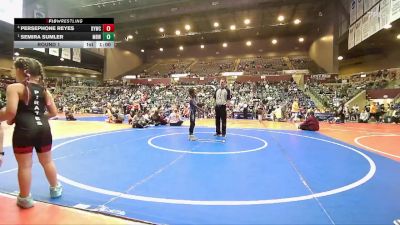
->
[358, 110, 369, 123]
[169, 109, 183, 126]
[214, 80, 231, 137]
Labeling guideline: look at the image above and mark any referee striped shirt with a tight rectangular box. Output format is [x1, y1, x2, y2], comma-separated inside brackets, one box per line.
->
[214, 88, 231, 106]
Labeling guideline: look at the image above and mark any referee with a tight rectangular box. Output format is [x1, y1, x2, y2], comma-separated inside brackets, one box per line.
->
[214, 80, 231, 137]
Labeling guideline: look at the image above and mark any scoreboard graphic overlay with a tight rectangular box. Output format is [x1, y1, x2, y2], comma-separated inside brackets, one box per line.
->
[14, 18, 114, 48]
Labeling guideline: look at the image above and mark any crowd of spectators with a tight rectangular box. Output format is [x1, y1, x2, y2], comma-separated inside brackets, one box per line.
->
[190, 59, 235, 77]
[342, 102, 400, 124]
[349, 69, 400, 89]
[306, 69, 400, 111]
[307, 82, 362, 109]
[231, 81, 315, 121]
[146, 60, 193, 77]
[1, 67, 399, 125]
[53, 79, 317, 125]
[133, 55, 324, 78]
[237, 57, 289, 75]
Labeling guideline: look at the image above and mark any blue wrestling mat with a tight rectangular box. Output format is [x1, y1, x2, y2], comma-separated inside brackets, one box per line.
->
[0, 127, 399, 224]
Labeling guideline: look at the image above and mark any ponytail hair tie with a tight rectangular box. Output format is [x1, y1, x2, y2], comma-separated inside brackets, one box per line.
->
[24, 70, 31, 78]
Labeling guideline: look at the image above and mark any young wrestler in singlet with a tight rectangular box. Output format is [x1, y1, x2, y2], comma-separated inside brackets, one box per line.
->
[0, 57, 62, 208]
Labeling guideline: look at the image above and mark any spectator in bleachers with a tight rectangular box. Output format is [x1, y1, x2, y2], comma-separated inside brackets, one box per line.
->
[53, 79, 315, 122]
[369, 102, 379, 122]
[291, 98, 300, 122]
[358, 109, 370, 123]
[151, 109, 168, 126]
[385, 106, 399, 124]
[65, 108, 77, 121]
[298, 111, 319, 131]
[112, 110, 124, 124]
[383, 106, 394, 123]
[273, 105, 285, 122]
[128, 110, 135, 125]
[393, 107, 400, 124]
[169, 109, 184, 126]
[132, 111, 148, 128]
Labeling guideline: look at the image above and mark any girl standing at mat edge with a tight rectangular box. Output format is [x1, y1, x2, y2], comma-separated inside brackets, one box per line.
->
[0, 57, 62, 209]
[188, 88, 203, 141]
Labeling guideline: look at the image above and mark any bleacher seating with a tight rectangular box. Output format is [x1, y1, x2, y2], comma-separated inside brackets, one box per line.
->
[126, 55, 325, 78]
[146, 60, 193, 77]
[237, 57, 289, 75]
[190, 58, 235, 76]
[289, 56, 325, 73]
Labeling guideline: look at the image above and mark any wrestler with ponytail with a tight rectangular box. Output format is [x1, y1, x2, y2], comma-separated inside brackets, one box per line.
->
[0, 57, 62, 208]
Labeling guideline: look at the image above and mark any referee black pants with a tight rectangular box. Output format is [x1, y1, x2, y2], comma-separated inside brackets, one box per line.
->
[215, 105, 227, 135]
[189, 112, 196, 135]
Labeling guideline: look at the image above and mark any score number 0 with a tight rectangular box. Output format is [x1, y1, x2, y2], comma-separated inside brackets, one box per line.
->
[103, 24, 114, 32]
[102, 24, 115, 41]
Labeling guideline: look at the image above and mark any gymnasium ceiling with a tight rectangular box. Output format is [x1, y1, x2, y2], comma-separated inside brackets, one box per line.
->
[70, 0, 333, 51]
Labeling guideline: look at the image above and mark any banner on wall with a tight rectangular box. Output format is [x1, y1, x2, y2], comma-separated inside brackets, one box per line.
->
[357, 0, 364, 20]
[350, 0, 357, 24]
[349, 0, 400, 48]
[354, 20, 363, 45]
[390, 0, 400, 23]
[72, 48, 81, 62]
[369, 4, 380, 36]
[348, 24, 355, 49]
[33, 48, 45, 53]
[380, 0, 391, 28]
[364, 0, 373, 12]
[364, 0, 379, 12]
[61, 48, 71, 60]
[311, 74, 332, 80]
[49, 48, 59, 57]
[361, 13, 370, 40]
